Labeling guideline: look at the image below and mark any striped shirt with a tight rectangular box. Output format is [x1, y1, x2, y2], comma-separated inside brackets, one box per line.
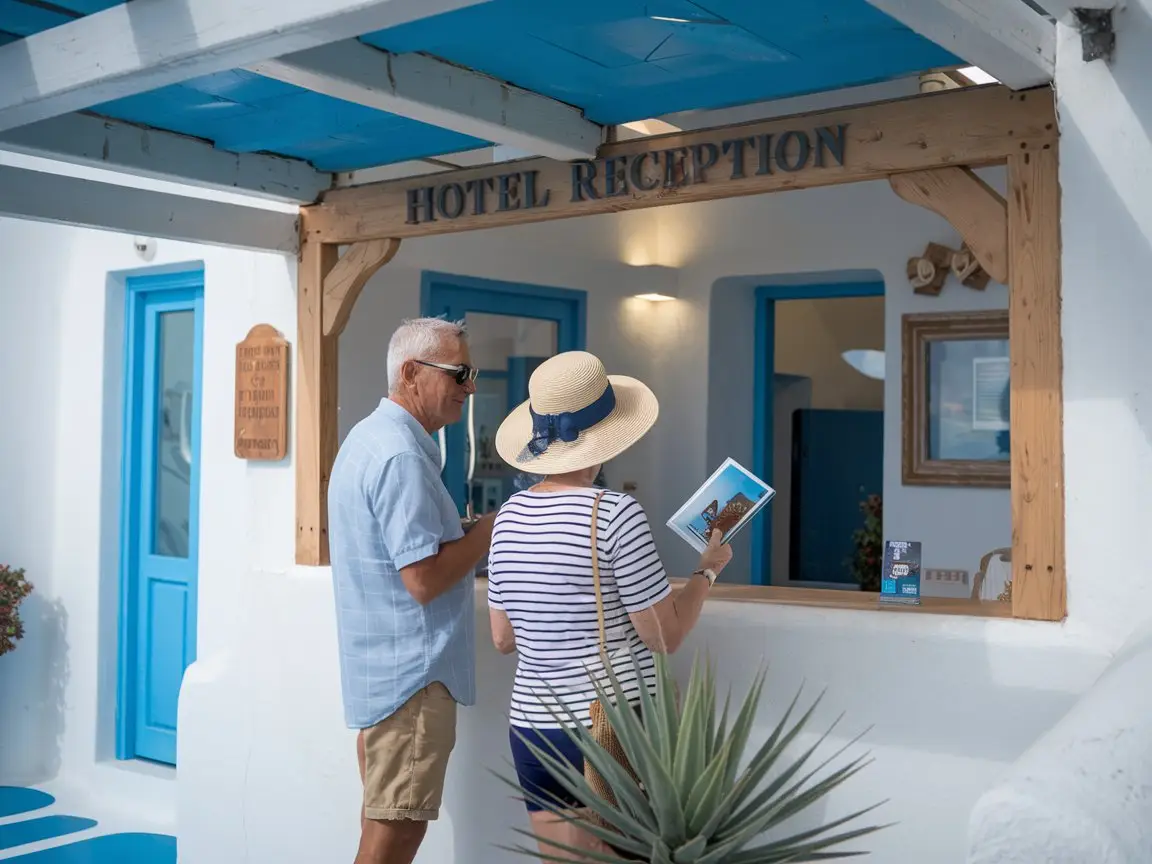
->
[487, 489, 672, 729]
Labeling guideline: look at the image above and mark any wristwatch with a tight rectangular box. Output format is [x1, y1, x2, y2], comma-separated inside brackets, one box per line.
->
[693, 568, 718, 587]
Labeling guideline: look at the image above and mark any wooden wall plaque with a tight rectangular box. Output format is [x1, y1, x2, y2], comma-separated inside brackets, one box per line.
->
[235, 324, 289, 461]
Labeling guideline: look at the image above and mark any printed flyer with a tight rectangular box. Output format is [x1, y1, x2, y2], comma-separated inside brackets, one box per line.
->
[879, 540, 922, 605]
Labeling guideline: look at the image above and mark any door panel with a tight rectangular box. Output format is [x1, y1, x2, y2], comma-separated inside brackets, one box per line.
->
[789, 408, 882, 585]
[119, 275, 203, 765]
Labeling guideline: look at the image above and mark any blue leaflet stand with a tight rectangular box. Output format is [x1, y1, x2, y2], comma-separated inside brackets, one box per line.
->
[879, 540, 922, 605]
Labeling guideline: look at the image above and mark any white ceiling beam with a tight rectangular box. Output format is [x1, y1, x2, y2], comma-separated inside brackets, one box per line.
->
[246, 41, 602, 161]
[0, 0, 492, 132]
[0, 163, 299, 253]
[0, 113, 331, 203]
[863, 0, 1055, 89]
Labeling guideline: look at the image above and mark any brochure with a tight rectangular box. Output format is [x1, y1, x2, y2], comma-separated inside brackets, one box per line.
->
[879, 540, 922, 605]
[667, 458, 776, 553]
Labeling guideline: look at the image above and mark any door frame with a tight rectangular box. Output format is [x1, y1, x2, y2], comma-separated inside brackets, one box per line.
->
[751, 280, 885, 586]
[420, 271, 587, 513]
[116, 269, 205, 762]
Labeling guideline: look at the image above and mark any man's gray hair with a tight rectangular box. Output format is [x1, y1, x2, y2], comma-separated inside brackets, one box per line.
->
[387, 317, 468, 394]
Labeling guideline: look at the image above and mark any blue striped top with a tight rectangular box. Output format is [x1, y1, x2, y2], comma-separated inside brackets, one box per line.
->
[487, 489, 671, 729]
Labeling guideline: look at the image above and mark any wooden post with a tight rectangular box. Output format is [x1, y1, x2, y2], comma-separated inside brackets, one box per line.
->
[296, 221, 339, 566]
[296, 220, 401, 566]
[1007, 148, 1067, 621]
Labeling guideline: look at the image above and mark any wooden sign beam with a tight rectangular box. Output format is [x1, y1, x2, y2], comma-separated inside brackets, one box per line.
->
[304, 84, 1057, 245]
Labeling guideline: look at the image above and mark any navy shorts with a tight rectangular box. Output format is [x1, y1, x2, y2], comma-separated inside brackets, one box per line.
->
[509, 726, 583, 813]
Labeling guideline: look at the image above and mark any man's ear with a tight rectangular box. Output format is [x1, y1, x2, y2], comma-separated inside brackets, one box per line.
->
[400, 359, 418, 390]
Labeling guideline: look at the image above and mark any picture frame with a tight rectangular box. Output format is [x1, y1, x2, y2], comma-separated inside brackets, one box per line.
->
[667, 457, 776, 553]
[902, 309, 1010, 488]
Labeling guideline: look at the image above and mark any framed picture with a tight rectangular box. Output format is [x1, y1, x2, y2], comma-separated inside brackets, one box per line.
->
[902, 309, 1010, 488]
[667, 458, 776, 553]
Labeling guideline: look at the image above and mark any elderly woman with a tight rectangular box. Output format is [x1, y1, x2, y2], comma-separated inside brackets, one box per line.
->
[486, 351, 732, 861]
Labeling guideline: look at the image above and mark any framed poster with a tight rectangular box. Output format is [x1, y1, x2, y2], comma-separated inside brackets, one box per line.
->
[902, 310, 1009, 488]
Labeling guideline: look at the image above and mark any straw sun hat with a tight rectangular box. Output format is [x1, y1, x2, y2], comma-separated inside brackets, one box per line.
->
[495, 351, 659, 475]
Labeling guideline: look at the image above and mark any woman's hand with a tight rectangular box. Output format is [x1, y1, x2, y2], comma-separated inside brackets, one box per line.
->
[698, 529, 733, 575]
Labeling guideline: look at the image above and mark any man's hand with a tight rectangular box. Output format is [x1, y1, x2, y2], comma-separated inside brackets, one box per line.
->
[468, 512, 497, 544]
[401, 512, 496, 605]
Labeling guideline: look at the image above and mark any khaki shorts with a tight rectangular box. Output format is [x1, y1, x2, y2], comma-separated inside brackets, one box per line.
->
[360, 682, 458, 821]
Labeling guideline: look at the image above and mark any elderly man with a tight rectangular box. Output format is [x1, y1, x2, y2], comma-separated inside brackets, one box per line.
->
[328, 317, 495, 864]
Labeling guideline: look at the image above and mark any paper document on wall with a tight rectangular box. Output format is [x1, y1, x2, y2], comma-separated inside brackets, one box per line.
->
[666, 458, 776, 553]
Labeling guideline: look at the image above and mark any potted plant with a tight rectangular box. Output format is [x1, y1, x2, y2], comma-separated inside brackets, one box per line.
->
[0, 564, 33, 657]
[848, 494, 883, 593]
[499, 653, 888, 863]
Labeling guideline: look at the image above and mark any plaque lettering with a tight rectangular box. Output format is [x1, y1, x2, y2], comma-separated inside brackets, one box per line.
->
[234, 324, 289, 461]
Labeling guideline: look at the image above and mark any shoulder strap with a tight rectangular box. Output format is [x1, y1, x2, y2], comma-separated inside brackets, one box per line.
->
[590, 490, 610, 663]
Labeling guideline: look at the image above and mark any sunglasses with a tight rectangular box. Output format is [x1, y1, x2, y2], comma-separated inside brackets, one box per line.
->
[415, 360, 479, 385]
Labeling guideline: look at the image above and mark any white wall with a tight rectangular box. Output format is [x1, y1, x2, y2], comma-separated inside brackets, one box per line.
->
[1052, 6, 1152, 652]
[0, 216, 296, 820]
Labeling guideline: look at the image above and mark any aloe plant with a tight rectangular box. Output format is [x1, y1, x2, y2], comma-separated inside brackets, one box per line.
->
[497, 652, 890, 863]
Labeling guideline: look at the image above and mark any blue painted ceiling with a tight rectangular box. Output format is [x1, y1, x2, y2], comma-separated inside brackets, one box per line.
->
[0, 0, 960, 173]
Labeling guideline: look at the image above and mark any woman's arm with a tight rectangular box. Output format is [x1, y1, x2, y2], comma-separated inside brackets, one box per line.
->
[489, 608, 517, 654]
[628, 530, 730, 653]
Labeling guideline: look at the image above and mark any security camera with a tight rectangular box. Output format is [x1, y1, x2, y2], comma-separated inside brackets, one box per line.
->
[133, 236, 157, 261]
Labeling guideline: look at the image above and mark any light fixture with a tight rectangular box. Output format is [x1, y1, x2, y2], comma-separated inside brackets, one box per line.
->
[957, 65, 998, 85]
[635, 292, 677, 302]
[841, 349, 886, 381]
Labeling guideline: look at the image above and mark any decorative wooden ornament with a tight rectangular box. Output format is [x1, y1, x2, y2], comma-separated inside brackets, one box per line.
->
[906, 241, 956, 296]
[950, 244, 992, 291]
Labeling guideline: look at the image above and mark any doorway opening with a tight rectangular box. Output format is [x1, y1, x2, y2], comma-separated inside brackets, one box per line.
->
[752, 279, 884, 589]
[421, 272, 587, 516]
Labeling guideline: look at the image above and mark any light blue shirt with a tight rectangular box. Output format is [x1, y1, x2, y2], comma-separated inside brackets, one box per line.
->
[328, 398, 475, 729]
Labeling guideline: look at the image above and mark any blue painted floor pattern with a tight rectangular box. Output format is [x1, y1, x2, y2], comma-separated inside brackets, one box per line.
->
[0, 788, 175, 862]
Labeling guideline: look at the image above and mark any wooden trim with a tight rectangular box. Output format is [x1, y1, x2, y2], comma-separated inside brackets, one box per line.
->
[889, 167, 1008, 283]
[292, 85, 1068, 630]
[630, 579, 1012, 619]
[295, 222, 339, 566]
[902, 309, 1011, 488]
[323, 238, 402, 337]
[304, 84, 1057, 244]
[1007, 148, 1066, 621]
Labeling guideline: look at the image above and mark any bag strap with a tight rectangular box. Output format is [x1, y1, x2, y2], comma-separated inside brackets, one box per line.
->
[590, 490, 610, 666]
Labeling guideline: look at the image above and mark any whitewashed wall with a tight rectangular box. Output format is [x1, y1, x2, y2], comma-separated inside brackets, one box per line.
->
[0, 217, 296, 826]
[962, 8, 1152, 862]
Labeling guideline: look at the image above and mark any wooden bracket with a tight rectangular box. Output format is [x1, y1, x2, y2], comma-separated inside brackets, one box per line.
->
[296, 228, 401, 565]
[890, 167, 1009, 284]
[323, 238, 402, 338]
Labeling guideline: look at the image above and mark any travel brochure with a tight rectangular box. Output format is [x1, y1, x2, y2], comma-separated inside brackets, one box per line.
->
[667, 458, 776, 553]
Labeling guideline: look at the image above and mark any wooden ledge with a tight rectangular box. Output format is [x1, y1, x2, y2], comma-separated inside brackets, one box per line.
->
[476, 576, 1011, 620]
[668, 580, 1013, 619]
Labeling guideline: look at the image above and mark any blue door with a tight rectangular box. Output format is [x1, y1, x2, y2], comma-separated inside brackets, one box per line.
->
[118, 272, 204, 765]
[422, 272, 586, 514]
[788, 408, 883, 585]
